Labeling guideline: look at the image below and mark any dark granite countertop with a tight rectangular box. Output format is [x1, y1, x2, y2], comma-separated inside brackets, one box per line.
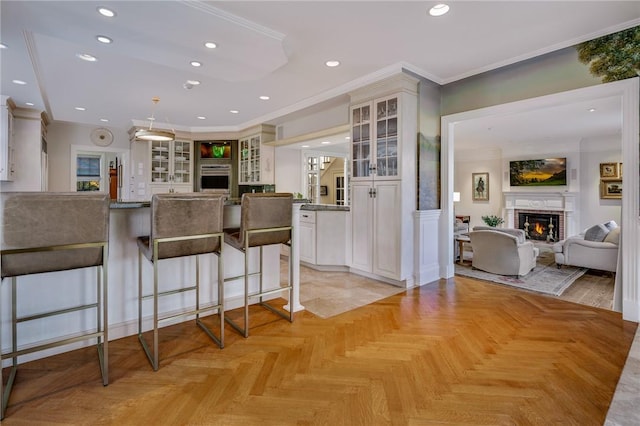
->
[110, 201, 150, 209]
[111, 197, 313, 209]
[300, 204, 350, 211]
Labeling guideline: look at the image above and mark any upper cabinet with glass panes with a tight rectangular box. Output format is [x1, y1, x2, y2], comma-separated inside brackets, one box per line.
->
[237, 124, 275, 185]
[350, 94, 400, 181]
[149, 139, 192, 191]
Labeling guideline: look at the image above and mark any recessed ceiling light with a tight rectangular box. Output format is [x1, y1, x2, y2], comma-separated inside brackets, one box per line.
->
[76, 53, 98, 62]
[301, 145, 310, 148]
[97, 7, 116, 18]
[345, 136, 351, 140]
[589, 108, 596, 112]
[325, 60, 340, 67]
[12, 80, 26, 85]
[229, 110, 239, 114]
[25, 102, 34, 106]
[197, 116, 206, 120]
[259, 96, 270, 100]
[186, 80, 201, 85]
[429, 4, 450, 17]
[190, 61, 202, 67]
[100, 118, 109, 122]
[0, 43, 7, 49]
[321, 141, 331, 145]
[75, 107, 86, 111]
[204, 41, 217, 49]
[96, 35, 112, 44]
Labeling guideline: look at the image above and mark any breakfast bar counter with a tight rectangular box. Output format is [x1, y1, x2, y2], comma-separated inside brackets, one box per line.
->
[1, 199, 304, 364]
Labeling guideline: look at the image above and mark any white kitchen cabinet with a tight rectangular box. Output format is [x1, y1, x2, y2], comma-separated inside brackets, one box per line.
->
[299, 209, 348, 267]
[238, 125, 275, 185]
[316, 210, 347, 266]
[0, 96, 15, 181]
[148, 139, 193, 194]
[348, 74, 418, 286]
[350, 181, 400, 278]
[299, 210, 316, 264]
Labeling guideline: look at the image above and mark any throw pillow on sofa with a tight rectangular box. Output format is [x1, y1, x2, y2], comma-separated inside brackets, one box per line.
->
[584, 223, 610, 242]
[604, 227, 621, 244]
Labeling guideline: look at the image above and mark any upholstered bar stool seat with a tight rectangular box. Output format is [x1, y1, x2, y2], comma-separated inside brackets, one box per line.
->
[224, 193, 294, 338]
[0, 192, 110, 420]
[137, 193, 225, 371]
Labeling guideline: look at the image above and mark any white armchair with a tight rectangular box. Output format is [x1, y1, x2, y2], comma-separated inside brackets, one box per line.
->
[468, 227, 537, 277]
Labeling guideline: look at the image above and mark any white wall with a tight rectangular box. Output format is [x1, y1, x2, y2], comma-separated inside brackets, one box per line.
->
[274, 147, 303, 194]
[47, 121, 130, 192]
[454, 137, 621, 232]
[580, 136, 622, 228]
[275, 101, 349, 140]
[454, 149, 503, 229]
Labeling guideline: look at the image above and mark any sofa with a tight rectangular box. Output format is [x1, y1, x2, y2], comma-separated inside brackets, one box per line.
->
[552, 221, 619, 272]
[468, 227, 538, 277]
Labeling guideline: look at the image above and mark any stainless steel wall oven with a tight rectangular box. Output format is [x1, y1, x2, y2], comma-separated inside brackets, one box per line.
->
[198, 164, 231, 194]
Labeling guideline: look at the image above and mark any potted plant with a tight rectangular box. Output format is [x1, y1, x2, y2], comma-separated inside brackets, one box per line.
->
[481, 215, 504, 227]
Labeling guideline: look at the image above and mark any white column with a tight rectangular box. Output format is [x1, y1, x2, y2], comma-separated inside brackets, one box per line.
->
[284, 203, 305, 312]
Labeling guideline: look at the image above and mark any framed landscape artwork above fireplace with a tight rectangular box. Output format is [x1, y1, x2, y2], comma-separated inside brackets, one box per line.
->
[509, 158, 567, 187]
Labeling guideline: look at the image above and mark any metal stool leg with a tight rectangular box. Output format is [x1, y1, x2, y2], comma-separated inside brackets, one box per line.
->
[139, 233, 225, 370]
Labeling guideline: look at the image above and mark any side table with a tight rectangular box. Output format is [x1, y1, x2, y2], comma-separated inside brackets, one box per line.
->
[455, 234, 471, 265]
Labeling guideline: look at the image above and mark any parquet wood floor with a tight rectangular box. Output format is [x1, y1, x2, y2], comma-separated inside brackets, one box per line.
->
[2, 275, 636, 425]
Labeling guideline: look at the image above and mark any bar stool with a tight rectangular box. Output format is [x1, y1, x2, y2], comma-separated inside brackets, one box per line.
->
[0, 192, 110, 420]
[224, 193, 294, 338]
[137, 193, 225, 371]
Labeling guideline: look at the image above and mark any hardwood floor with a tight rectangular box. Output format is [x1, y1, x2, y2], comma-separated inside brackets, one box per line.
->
[558, 269, 615, 310]
[2, 275, 636, 425]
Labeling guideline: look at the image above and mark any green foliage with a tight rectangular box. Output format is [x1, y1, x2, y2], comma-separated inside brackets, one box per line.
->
[576, 26, 640, 82]
[481, 215, 504, 227]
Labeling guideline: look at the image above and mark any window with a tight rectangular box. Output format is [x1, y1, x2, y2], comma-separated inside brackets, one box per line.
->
[76, 154, 102, 191]
[335, 176, 345, 205]
[306, 156, 320, 203]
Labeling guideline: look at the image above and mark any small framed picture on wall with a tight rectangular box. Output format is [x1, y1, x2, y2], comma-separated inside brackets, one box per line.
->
[599, 162, 618, 179]
[472, 172, 489, 201]
[600, 179, 622, 199]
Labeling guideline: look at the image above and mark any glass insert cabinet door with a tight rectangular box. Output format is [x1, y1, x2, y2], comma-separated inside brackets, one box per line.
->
[172, 140, 191, 184]
[239, 135, 261, 183]
[375, 97, 398, 178]
[151, 140, 170, 184]
[351, 95, 399, 180]
[351, 104, 371, 178]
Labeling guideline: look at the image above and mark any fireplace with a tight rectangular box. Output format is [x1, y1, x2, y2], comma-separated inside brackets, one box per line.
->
[516, 211, 561, 242]
[504, 192, 576, 240]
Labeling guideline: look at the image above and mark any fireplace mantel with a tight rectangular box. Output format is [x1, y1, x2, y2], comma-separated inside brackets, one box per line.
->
[503, 191, 579, 238]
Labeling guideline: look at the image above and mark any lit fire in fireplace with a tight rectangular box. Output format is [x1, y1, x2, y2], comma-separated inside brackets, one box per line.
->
[534, 222, 544, 235]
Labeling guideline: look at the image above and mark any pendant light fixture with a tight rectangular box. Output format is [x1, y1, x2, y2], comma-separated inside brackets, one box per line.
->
[135, 97, 175, 142]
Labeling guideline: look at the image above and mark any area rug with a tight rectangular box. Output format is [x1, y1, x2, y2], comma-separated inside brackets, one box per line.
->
[455, 244, 588, 296]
